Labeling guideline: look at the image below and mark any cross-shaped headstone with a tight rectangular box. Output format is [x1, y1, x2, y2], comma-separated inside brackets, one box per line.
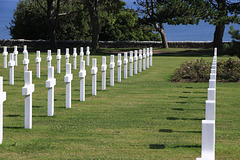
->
[8, 53, 15, 85]
[2, 46, 8, 68]
[65, 48, 70, 64]
[13, 46, 18, 66]
[86, 46, 90, 66]
[22, 71, 35, 129]
[80, 47, 84, 61]
[46, 67, 56, 116]
[35, 51, 41, 78]
[79, 60, 86, 101]
[134, 50, 138, 75]
[91, 58, 98, 95]
[129, 51, 133, 76]
[138, 49, 142, 72]
[101, 57, 107, 90]
[123, 52, 128, 79]
[0, 76, 6, 144]
[23, 45, 29, 71]
[143, 49, 146, 71]
[73, 48, 77, 70]
[117, 53, 122, 82]
[47, 50, 52, 67]
[110, 55, 115, 86]
[64, 63, 73, 108]
[56, 49, 61, 74]
[146, 48, 150, 69]
[150, 47, 153, 67]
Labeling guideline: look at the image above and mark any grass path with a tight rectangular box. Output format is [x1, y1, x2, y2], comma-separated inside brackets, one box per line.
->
[0, 48, 239, 159]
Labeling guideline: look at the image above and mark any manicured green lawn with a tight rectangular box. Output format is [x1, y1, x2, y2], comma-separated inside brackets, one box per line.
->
[0, 48, 239, 159]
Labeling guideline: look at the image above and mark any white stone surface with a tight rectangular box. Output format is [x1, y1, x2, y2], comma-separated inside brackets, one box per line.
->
[101, 57, 107, 90]
[23, 45, 29, 71]
[73, 48, 77, 70]
[214, 48, 217, 56]
[117, 53, 122, 82]
[196, 120, 215, 160]
[13, 46, 18, 66]
[208, 88, 216, 101]
[138, 49, 142, 72]
[86, 46, 90, 66]
[46, 67, 56, 116]
[205, 100, 215, 120]
[56, 49, 61, 73]
[65, 48, 70, 64]
[91, 58, 98, 95]
[0, 77, 6, 144]
[129, 51, 133, 76]
[150, 47, 153, 67]
[22, 71, 35, 129]
[47, 50, 52, 67]
[134, 50, 138, 75]
[80, 47, 84, 61]
[123, 52, 128, 79]
[146, 48, 150, 68]
[2, 46, 8, 68]
[35, 51, 41, 78]
[8, 53, 15, 85]
[143, 49, 146, 70]
[209, 79, 216, 89]
[211, 69, 216, 74]
[64, 63, 73, 108]
[110, 55, 115, 86]
[210, 73, 216, 80]
[79, 60, 86, 101]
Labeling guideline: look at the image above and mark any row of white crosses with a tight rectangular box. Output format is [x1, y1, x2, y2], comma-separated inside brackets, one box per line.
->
[1, 45, 153, 144]
[197, 48, 217, 160]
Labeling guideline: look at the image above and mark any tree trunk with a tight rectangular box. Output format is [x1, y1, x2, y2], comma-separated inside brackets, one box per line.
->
[88, 0, 100, 51]
[47, 0, 57, 49]
[159, 23, 168, 48]
[213, 24, 225, 51]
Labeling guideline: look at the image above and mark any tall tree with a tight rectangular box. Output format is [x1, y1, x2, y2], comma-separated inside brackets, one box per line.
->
[86, 0, 100, 51]
[137, 0, 169, 48]
[203, 0, 240, 50]
[36, 0, 61, 49]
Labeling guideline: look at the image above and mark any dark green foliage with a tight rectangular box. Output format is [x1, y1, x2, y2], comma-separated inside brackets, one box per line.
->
[171, 58, 240, 82]
[8, 0, 160, 41]
[223, 26, 240, 56]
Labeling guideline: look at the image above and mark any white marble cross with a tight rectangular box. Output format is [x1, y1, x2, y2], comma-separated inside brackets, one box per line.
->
[73, 48, 77, 70]
[65, 48, 70, 64]
[47, 50, 52, 67]
[117, 53, 122, 82]
[35, 51, 41, 78]
[86, 46, 90, 66]
[134, 50, 138, 75]
[101, 57, 107, 90]
[205, 100, 215, 120]
[196, 120, 215, 160]
[138, 49, 142, 72]
[80, 47, 84, 61]
[0, 76, 6, 144]
[129, 51, 133, 76]
[64, 63, 73, 108]
[110, 55, 115, 86]
[22, 71, 35, 129]
[13, 46, 18, 66]
[91, 58, 98, 95]
[123, 52, 128, 79]
[2, 46, 8, 68]
[8, 53, 15, 85]
[150, 47, 153, 67]
[23, 45, 29, 71]
[79, 60, 86, 101]
[143, 49, 146, 71]
[56, 49, 61, 74]
[46, 67, 56, 116]
[146, 48, 150, 69]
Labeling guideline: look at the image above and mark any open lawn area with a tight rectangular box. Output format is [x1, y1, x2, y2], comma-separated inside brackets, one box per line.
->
[0, 48, 239, 159]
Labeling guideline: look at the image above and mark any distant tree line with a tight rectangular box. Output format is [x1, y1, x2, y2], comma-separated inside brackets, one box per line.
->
[8, 0, 239, 51]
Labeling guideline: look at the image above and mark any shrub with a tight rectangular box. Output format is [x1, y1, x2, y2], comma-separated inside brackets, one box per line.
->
[171, 58, 240, 82]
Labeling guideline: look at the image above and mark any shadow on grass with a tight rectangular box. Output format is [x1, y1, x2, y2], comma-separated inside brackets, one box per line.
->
[172, 144, 201, 148]
[153, 49, 212, 57]
[149, 144, 165, 149]
[172, 108, 184, 111]
[182, 91, 191, 93]
[4, 126, 24, 129]
[179, 96, 188, 98]
[159, 129, 201, 134]
[32, 115, 47, 117]
[166, 117, 204, 121]
[33, 105, 43, 108]
[5, 114, 21, 117]
[176, 102, 187, 104]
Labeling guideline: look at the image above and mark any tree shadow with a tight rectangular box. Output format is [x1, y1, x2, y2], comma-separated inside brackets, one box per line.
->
[179, 96, 188, 98]
[149, 144, 165, 149]
[5, 114, 21, 117]
[171, 144, 201, 148]
[182, 91, 191, 93]
[159, 129, 201, 134]
[4, 126, 24, 129]
[172, 108, 184, 111]
[153, 49, 212, 57]
[166, 117, 203, 121]
[176, 102, 187, 104]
